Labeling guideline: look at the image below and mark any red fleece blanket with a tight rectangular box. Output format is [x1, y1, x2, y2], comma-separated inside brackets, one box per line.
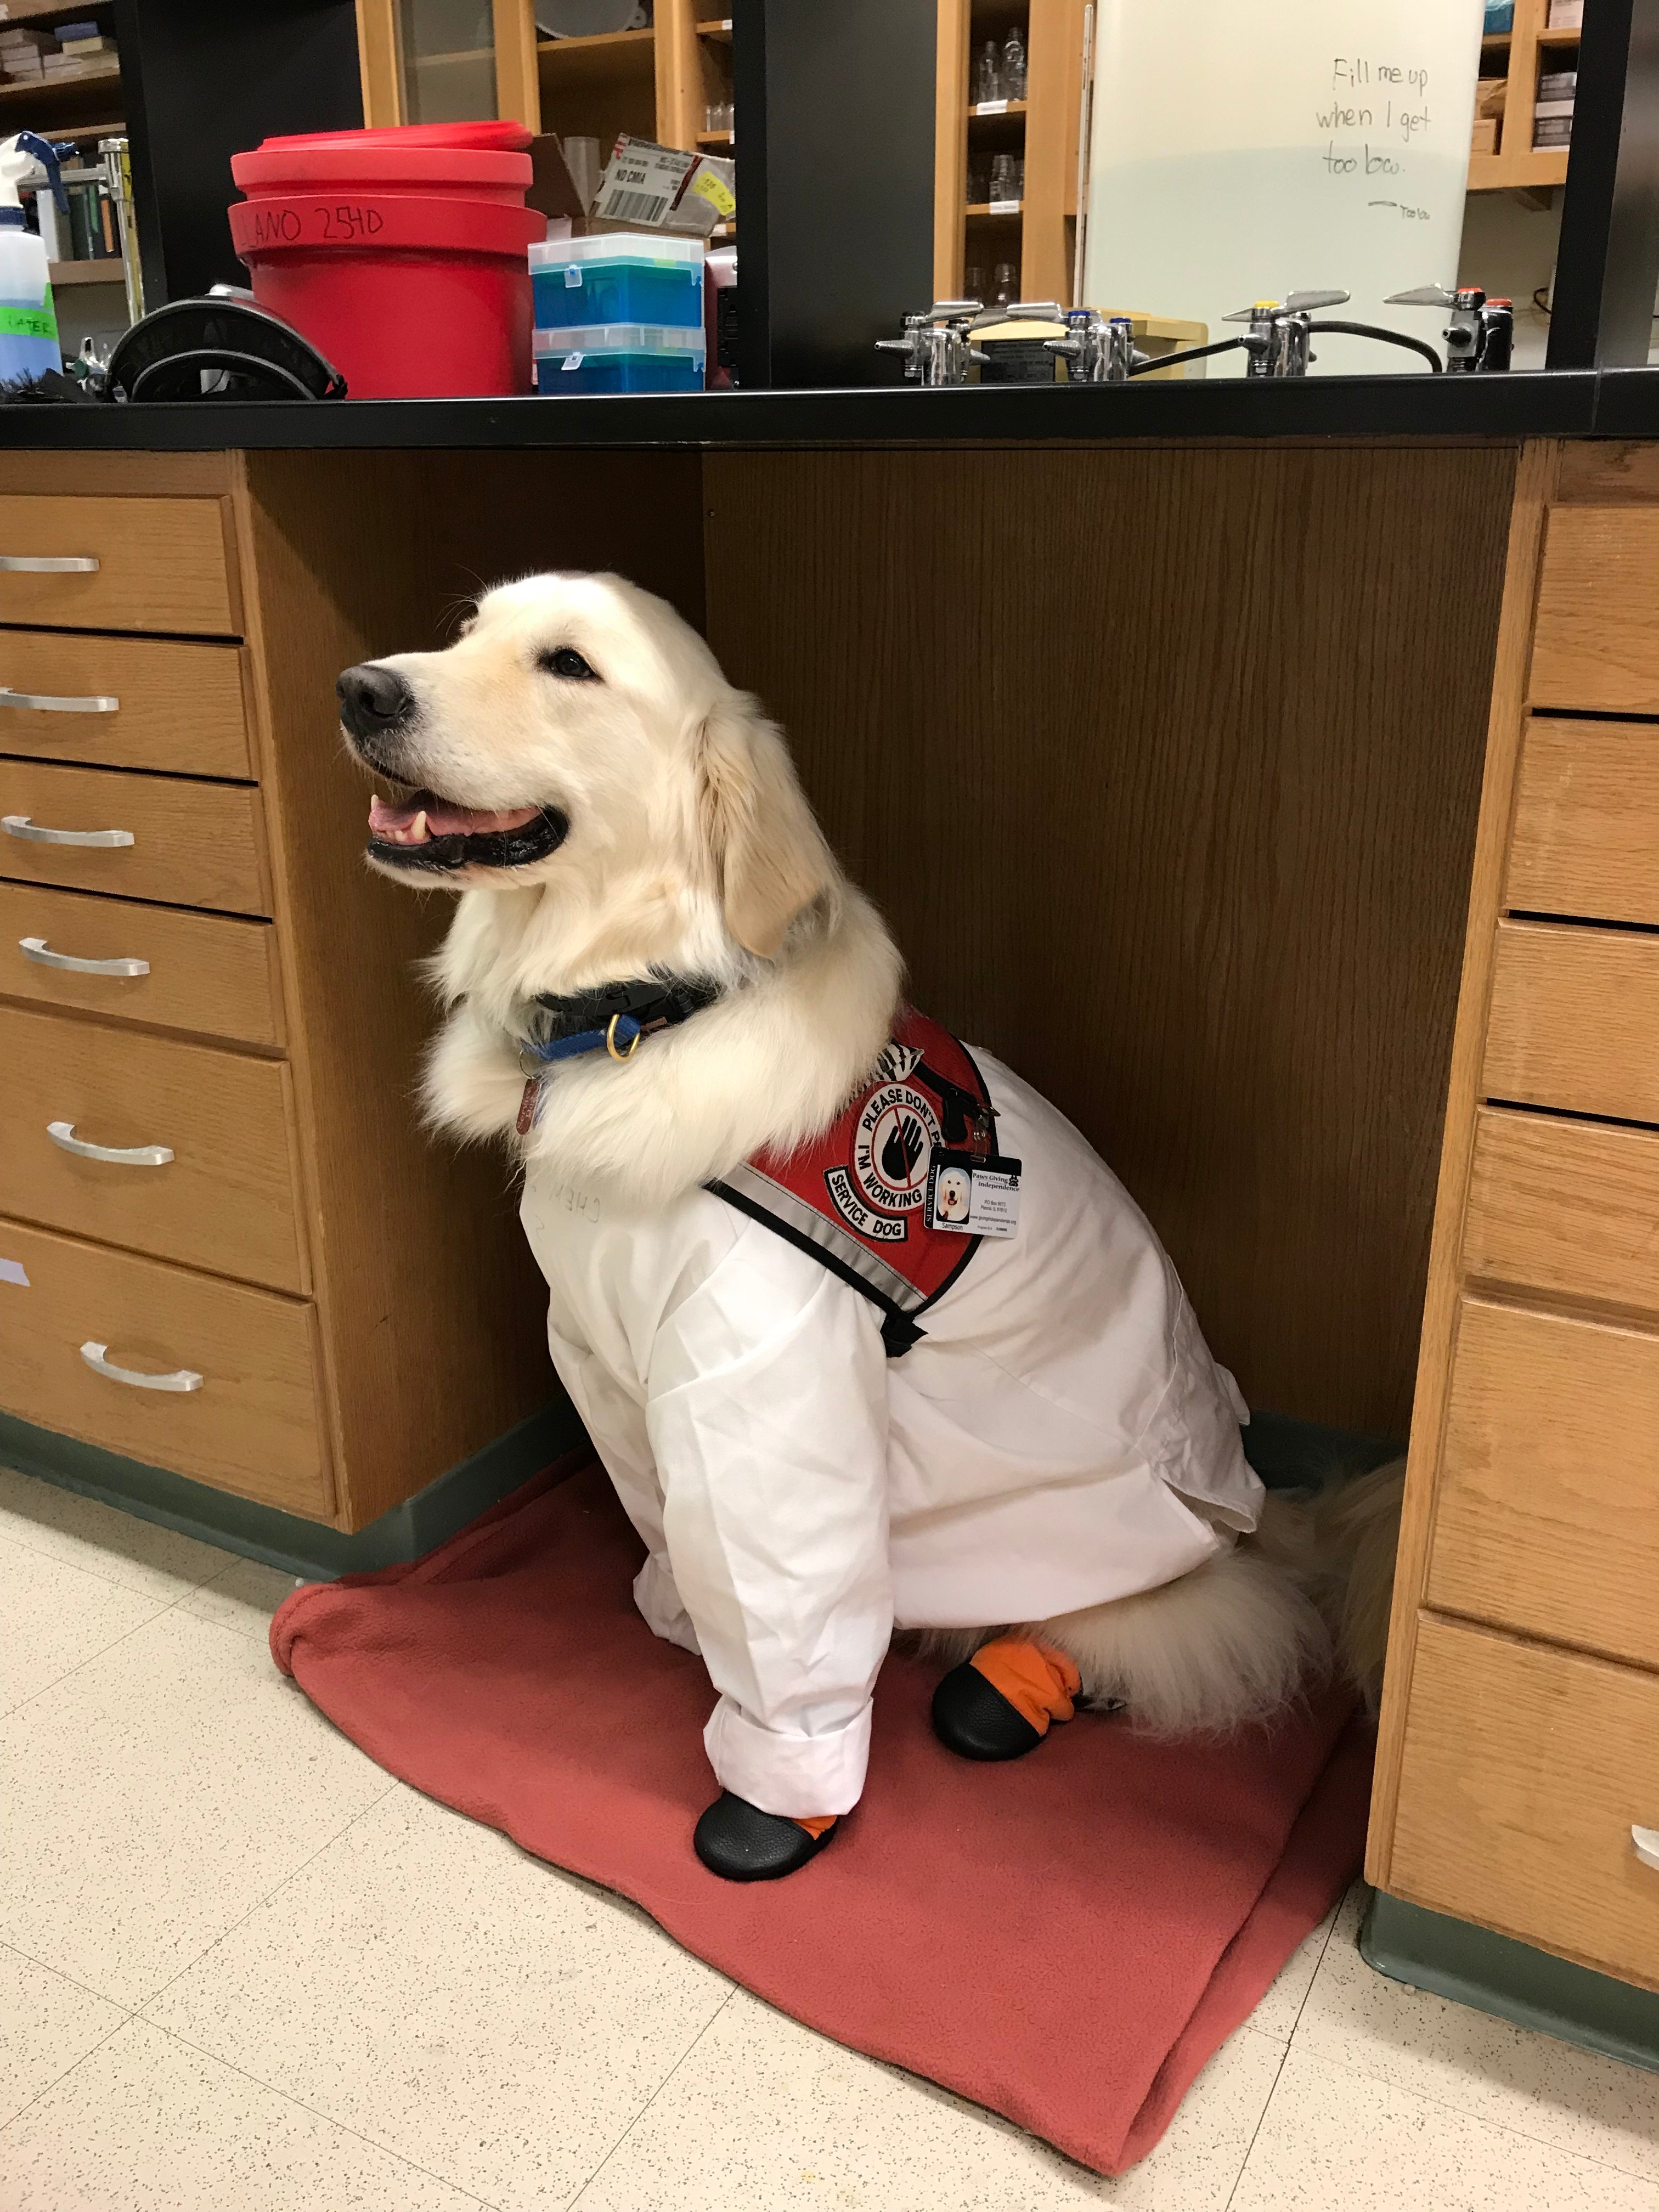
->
[272, 1453, 1372, 2176]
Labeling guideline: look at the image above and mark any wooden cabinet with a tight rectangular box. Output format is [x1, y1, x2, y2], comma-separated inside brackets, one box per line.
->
[0, 450, 601, 1532]
[1391, 1620, 1659, 1989]
[1370, 439, 1659, 1996]
[0, 758, 269, 915]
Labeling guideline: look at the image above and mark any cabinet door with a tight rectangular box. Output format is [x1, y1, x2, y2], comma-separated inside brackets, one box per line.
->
[357, 0, 506, 126]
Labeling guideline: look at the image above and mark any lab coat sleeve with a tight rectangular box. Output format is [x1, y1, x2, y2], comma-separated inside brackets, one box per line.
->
[644, 1232, 893, 1819]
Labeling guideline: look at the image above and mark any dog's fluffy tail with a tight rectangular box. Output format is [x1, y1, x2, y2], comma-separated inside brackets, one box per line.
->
[1035, 1510, 1332, 1737]
[1308, 1457, 1407, 1714]
[913, 1461, 1407, 1738]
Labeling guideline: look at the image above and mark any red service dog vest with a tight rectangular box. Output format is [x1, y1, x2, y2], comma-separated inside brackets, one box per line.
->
[708, 1008, 996, 1356]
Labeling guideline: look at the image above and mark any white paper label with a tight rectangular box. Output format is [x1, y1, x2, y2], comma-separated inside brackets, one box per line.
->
[0, 1256, 29, 1286]
[590, 133, 735, 238]
[988, 198, 1021, 215]
[975, 98, 1009, 115]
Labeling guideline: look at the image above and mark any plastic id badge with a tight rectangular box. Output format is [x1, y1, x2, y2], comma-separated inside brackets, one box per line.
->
[924, 1148, 1022, 1237]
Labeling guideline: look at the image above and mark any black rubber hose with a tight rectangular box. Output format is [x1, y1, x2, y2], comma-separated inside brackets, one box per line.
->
[1304, 320, 1443, 373]
[1124, 335, 1248, 377]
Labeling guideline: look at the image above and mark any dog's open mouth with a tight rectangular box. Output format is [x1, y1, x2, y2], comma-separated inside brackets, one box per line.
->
[367, 788, 570, 873]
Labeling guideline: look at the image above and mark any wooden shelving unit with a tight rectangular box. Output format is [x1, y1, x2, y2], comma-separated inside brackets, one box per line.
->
[935, 0, 1086, 306]
[1469, 0, 1576, 193]
[47, 257, 122, 286]
[358, 2, 720, 156]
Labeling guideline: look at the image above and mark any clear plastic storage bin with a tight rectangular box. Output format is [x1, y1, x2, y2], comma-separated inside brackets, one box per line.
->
[534, 321, 707, 394]
[529, 233, 704, 331]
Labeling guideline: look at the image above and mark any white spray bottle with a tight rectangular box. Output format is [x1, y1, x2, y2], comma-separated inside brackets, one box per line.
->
[0, 132, 68, 385]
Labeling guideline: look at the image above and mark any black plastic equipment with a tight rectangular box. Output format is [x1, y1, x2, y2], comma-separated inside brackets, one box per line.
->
[105, 291, 346, 402]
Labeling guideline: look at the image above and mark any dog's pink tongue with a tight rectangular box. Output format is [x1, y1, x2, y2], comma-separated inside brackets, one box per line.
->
[369, 792, 422, 836]
[368, 793, 541, 837]
[424, 799, 541, 836]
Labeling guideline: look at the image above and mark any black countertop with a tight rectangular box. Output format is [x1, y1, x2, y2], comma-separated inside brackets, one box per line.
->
[3, 366, 1656, 450]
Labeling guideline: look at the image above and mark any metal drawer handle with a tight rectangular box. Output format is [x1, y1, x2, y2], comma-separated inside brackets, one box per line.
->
[80, 1340, 202, 1392]
[21, 936, 149, 978]
[0, 686, 119, 713]
[1635, 1826, 1659, 1872]
[0, 555, 99, 573]
[48, 1119, 173, 1167]
[3, 815, 134, 849]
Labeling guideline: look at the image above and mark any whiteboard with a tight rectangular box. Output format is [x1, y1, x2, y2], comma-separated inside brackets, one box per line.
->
[1081, 1, 1486, 376]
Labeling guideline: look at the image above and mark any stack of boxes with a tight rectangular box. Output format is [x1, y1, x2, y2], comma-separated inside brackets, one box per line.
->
[0, 17, 119, 85]
[0, 24, 55, 82]
[1535, 67, 1576, 151]
[43, 21, 120, 82]
[1472, 76, 1506, 157]
[530, 233, 708, 394]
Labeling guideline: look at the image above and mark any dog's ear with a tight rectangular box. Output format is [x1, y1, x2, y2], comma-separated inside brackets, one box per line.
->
[695, 693, 833, 958]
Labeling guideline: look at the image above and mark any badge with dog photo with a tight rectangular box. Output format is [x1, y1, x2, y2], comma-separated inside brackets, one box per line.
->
[924, 1148, 1023, 1236]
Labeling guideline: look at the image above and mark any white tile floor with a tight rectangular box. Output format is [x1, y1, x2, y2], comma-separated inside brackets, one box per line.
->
[2, 1463, 1656, 2212]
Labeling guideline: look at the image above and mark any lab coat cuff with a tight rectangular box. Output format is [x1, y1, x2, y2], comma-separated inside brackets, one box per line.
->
[633, 1554, 702, 1656]
[703, 1694, 872, 1818]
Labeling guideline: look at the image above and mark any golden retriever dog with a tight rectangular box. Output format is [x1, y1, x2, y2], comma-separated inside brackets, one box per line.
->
[337, 572, 1401, 1882]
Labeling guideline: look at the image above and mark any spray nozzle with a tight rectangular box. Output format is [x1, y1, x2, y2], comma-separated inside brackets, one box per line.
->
[1, 132, 71, 214]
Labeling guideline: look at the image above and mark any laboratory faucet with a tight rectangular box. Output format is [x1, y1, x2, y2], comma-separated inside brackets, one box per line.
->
[1385, 285, 1514, 371]
[874, 301, 985, 386]
[1043, 308, 1143, 382]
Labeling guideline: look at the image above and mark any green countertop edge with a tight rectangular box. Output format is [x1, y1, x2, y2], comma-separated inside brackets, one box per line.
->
[1362, 1891, 1659, 2073]
[0, 1397, 588, 1583]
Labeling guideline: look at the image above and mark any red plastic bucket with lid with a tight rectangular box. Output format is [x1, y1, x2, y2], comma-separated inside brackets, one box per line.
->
[229, 123, 542, 399]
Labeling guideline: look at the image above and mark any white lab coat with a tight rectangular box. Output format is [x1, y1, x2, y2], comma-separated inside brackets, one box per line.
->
[520, 1048, 1261, 1818]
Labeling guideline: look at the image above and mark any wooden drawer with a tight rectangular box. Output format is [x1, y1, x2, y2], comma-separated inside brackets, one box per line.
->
[0, 1215, 328, 1517]
[1428, 1295, 1659, 1669]
[1533, 505, 1659, 712]
[1484, 918, 1659, 1125]
[1392, 1616, 1659, 1989]
[1464, 1106, 1659, 1316]
[0, 759, 267, 916]
[1508, 718, 1659, 928]
[0, 495, 235, 636]
[0, 631, 251, 779]
[0, 1003, 306, 1294]
[0, 882, 283, 1049]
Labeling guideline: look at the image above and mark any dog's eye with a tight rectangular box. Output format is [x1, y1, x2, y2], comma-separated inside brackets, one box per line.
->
[539, 646, 599, 681]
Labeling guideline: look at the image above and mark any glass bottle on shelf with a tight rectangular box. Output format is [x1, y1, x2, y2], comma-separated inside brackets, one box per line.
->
[1002, 29, 1026, 103]
[974, 38, 1001, 105]
[966, 160, 989, 207]
[964, 264, 988, 305]
[992, 261, 1017, 308]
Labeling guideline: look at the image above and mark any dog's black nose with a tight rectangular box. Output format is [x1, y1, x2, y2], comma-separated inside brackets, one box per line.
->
[337, 663, 415, 741]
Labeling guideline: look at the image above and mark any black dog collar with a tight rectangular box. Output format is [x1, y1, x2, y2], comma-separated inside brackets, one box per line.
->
[520, 974, 723, 1067]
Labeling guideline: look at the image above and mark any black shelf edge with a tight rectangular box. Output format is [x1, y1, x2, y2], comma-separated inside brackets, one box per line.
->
[0, 368, 1612, 451]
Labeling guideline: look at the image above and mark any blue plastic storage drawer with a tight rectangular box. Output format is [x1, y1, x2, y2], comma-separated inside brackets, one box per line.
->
[534, 323, 707, 396]
[530, 233, 704, 331]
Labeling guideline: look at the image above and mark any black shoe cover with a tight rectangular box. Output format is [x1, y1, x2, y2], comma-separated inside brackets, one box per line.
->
[930, 1659, 1046, 1760]
[693, 1791, 837, 1881]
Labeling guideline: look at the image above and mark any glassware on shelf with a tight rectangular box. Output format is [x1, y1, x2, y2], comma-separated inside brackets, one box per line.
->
[1001, 29, 1026, 102]
[966, 160, 990, 206]
[703, 98, 733, 132]
[992, 260, 1017, 308]
[974, 38, 1001, 104]
[989, 154, 1015, 205]
[964, 264, 987, 304]
[1012, 156, 1024, 198]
